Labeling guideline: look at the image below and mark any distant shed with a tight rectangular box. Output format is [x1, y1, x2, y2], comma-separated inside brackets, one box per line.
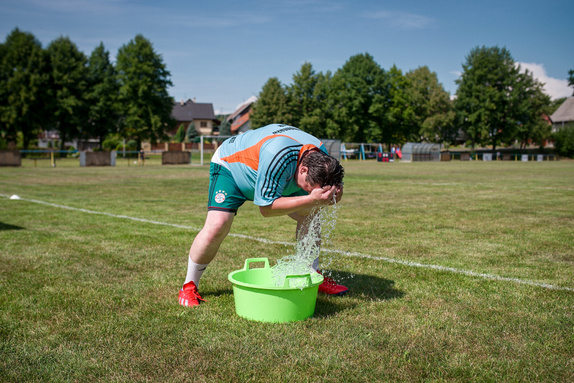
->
[401, 143, 441, 162]
[321, 139, 342, 160]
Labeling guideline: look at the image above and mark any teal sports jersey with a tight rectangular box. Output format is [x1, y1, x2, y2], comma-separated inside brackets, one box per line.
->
[212, 124, 328, 206]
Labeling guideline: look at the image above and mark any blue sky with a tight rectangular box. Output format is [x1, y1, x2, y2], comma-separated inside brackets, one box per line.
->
[1, 0, 572, 114]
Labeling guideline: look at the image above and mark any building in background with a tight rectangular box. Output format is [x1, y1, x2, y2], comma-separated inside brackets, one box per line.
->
[227, 96, 257, 135]
[551, 97, 574, 131]
[171, 99, 219, 137]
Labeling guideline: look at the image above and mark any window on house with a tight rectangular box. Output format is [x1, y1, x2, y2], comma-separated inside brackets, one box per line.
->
[200, 122, 207, 127]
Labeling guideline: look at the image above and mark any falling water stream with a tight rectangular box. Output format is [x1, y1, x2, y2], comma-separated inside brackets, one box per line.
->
[272, 199, 341, 289]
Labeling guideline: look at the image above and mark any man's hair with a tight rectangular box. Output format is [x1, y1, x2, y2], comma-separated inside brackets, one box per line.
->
[301, 150, 345, 187]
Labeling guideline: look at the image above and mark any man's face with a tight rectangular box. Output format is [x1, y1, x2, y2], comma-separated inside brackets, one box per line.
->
[296, 165, 320, 193]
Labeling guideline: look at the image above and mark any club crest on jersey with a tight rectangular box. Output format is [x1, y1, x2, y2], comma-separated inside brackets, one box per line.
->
[214, 190, 227, 204]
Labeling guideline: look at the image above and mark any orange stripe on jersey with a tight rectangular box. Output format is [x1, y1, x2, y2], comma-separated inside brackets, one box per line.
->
[298, 144, 321, 161]
[221, 134, 318, 171]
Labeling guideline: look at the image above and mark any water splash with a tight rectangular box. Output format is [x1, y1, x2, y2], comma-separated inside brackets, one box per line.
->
[272, 199, 341, 288]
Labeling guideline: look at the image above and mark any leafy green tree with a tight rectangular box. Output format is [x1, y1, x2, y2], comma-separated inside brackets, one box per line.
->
[86, 42, 120, 150]
[0, 28, 50, 149]
[405, 66, 456, 145]
[454, 46, 543, 151]
[330, 53, 389, 143]
[512, 70, 552, 148]
[287, 62, 318, 130]
[377, 65, 414, 148]
[287, 63, 335, 139]
[568, 69, 574, 96]
[116, 34, 174, 149]
[250, 77, 291, 128]
[553, 125, 574, 158]
[310, 71, 337, 139]
[46, 36, 89, 151]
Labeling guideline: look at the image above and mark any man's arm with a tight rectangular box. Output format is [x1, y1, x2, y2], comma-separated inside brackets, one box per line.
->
[259, 185, 338, 217]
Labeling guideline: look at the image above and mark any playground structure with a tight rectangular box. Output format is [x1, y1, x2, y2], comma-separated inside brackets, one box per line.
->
[340, 143, 400, 162]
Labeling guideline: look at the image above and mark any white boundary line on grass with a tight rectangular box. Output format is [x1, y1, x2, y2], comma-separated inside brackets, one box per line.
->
[2, 193, 573, 293]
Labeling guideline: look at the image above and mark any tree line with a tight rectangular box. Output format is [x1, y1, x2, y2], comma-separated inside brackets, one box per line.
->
[0, 28, 173, 151]
[252, 49, 572, 153]
[1, 27, 573, 155]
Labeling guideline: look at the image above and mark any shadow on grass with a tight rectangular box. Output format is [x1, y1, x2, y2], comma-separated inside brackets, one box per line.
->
[0, 222, 25, 231]
[314, 270, 405, 318]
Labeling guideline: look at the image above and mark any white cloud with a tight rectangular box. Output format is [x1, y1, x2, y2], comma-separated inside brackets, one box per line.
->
[363, 11, 434, 30]
[518, 62, 572, 100]
[24, 0, 124, 15]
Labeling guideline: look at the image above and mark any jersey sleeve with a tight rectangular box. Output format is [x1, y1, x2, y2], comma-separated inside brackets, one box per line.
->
[253, 137, 301, 206]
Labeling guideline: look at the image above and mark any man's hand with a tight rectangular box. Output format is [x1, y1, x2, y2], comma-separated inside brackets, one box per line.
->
[310, 184, 343, 205]
[333, 184, 343, 204]
[259, 184, 343, 218]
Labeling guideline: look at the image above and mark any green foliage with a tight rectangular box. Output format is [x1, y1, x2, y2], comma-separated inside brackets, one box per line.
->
[186, 122, 198, 141]
[46, 36, 89, 150]
[455, 46, 516, 149]
[86, 42, 120, 149]
[0, 28, 50, 149]
[173, 124, 186, 143]
[405, 66, 456, 145]
[250, 77, 292, 128]
[218, 117, 232, 136]
[568, 69, 574, 96]
[383, 65, 415, 146]
[116, 34, 174, 149]
[102, 136, 122, 151]
[299, 67, 336, 139]
[287, 62, 318, 133]
[454, 46, 551, 151]
[330, 53, 389, 143]
[553, 124, 574, 158]
[0, 28, 560, 151]
[512, 70, 552, 148]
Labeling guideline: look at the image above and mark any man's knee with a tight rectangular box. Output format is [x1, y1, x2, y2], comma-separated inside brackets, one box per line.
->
[202, 224, 229, 243]
[202, 211, 234, 242]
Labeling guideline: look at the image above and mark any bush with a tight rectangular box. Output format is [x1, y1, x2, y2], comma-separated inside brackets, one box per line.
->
[66, 146, 77, 158]
[553, 125, 574, 158]
[102, 137, 121, 151]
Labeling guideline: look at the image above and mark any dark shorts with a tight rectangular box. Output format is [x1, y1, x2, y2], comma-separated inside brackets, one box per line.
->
[207, 162, 247, 213]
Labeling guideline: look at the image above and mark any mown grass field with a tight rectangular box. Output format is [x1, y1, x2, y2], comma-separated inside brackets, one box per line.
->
[1, 159, 573, 382]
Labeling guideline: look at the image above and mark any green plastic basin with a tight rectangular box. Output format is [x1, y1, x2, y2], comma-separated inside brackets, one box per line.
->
[228, 258, 324, 323]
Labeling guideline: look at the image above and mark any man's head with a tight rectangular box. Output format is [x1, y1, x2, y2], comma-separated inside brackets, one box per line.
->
[300, 150, 344, 188]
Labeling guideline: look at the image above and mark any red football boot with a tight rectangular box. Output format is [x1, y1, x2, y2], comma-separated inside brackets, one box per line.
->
[317, 271, 348, 296]
[178, 281, 206, 307]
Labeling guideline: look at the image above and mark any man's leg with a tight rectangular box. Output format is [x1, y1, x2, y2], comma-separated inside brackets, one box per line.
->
[185, 210, 235, 285]
[179, 210, 235, 307]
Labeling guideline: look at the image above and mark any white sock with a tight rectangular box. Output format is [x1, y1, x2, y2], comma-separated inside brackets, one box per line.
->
[184, 258, 209, 287]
